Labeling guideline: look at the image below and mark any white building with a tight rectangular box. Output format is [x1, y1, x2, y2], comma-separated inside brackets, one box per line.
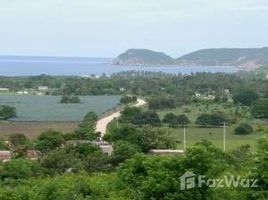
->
[38, 86, 49, 91]
[0, 88, 9, 92]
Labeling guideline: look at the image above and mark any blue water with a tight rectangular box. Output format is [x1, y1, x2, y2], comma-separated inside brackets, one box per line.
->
[0, 56, 237, 76]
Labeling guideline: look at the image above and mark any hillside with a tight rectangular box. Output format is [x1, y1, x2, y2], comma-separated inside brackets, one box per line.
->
[113, 49, 174, 65]
[176, 47, 268, 69]
[114, 47, 268, 69]
[253, 64, 268, 79]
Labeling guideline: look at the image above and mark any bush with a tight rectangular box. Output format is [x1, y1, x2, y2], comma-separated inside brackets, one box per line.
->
[120, 96, 137, 104]
[132, 110, 161, 126]
[0, 105, 17, 120]
[60, 95, 81, 104]
[162, 113, 190, 127]
[233, 90, 259, 106]
[196, 112, 228, 127]
[148, 96, 176, 109]
[234, 123, 253, 135]
[35, 130, 65, 153]
[252, 99, 268, 119]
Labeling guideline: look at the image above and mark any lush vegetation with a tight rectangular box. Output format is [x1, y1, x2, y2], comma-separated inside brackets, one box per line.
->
[0, 69, 267, 199]
[120, 95, 137, 104]
[234, 123, 254, 135]
[0, 133, 267, 199]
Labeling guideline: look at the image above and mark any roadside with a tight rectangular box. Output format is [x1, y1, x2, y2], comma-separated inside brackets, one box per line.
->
[96, 98, 146, 137]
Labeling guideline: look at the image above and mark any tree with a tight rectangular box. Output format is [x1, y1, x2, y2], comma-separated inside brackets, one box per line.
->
[234, 123, 253, 135]
[0, 105, 16, 120]
[0, 159, 42, 180]
[60, 95, 81, 104]
[35, 130, 65, 153]
[196, 112, 228, 127]
[120, 106, 142, 123]
[148, 96, 176, 109]
[250, 136, 268, 198]
[132, 110, 161, 126]
[120, 96, 137, 104]
[252, 98, 268, 119]
[107, 124, 175, 153]
[140, 126, 176, 152]
[9, 133, 30, 157]
[233, 90, 259, 106]
[0, 138, 7, 150]
[9, 133, 29, 148]
[162, 113, 179, 127]
[40, 147, 84, 174]
[112, 140, 141, 165]
[177, 114, 190, 127]
[76, 112, 98, 140]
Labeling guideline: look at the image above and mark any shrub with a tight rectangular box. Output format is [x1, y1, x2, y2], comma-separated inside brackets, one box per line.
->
[60, 95, 81, 104]
[234, 123, 253, 135]
[0, 105, 17, 120]
[120, 96, 137, 104]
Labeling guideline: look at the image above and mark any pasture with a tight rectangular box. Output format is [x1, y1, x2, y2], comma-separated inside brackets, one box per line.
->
[157, 102, 265, 151]
[0, 95, 121, 122]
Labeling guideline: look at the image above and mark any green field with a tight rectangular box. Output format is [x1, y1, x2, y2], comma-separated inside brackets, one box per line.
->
[169, 126, 262, 151]
[0, 95, 121, 122]
[157, 102, 266, 151]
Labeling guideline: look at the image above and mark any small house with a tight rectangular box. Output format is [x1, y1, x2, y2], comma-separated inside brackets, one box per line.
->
[66, 140, 113, 156]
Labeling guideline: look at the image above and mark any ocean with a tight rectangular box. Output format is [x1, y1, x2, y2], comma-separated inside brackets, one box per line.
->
[0, 56, 237, 76]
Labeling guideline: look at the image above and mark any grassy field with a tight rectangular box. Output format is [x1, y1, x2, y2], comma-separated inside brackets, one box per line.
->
[168, 126, 263, 151]
[157, 102, 266, 151]
[0, 122, 79, 140]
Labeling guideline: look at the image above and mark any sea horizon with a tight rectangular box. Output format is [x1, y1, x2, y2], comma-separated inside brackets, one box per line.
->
[0, 56, 238, 76]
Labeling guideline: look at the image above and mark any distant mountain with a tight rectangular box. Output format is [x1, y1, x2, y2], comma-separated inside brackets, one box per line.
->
[113, 49, 174, 65]
[175, 47, 268, 70]
[114, 47, 268, 70]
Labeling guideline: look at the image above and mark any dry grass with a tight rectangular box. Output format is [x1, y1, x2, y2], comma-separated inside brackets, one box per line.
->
[0, 122, 79, 140]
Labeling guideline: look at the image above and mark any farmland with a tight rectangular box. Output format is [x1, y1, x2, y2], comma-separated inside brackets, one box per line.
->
[0, 95, 121, 121]
[0, 121, 78, 139]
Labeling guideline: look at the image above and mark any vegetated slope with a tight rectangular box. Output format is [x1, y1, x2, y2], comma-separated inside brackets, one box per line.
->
[113, 49, 174, 65]
[175, 47, 268, 69]
[253, 64, 268, 78]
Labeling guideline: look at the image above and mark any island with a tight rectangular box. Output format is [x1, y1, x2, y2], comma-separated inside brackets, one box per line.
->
[113, 49, 174, 65]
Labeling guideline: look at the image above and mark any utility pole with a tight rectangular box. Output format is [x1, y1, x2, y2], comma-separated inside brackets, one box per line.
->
[183, 126, 186, 152]
[223, 122, 226, 152]
[116, 118, 119, 128]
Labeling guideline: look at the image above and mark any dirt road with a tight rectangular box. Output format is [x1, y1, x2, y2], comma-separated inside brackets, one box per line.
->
[96, 98, 146, 137]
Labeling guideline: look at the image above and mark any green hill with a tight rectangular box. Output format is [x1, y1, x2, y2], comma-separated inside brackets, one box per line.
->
[253, 65, 268, 79]
[176, 47, 268, 69]
[113, 49, 174, 65]
[114, 47, 268, 69]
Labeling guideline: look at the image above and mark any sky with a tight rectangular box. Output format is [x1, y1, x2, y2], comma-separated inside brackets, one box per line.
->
[0, 0, 268, 58]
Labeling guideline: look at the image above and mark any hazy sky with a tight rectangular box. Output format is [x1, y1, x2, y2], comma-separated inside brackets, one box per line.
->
[0, 0, 268, 57]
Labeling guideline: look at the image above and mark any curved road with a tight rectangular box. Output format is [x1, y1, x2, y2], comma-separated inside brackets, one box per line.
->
[96, 98, 146, 137]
